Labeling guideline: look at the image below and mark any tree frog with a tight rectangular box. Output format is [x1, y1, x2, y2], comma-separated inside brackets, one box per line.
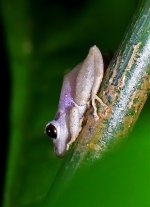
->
[45, 45, 105, 156]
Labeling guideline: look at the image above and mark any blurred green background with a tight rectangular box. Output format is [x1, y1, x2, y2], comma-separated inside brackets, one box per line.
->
[1, 0, 150, 206]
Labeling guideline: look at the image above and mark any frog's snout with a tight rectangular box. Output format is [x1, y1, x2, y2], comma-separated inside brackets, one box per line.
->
[54, 145, 67, 157]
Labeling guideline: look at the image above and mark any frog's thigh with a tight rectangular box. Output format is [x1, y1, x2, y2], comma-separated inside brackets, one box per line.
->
[74, 46, 104, 106]
[91, 64, 103, 101]
[75, 71, 93, 106]
[67, 107, 82, 148]
[91, 52, 105, 119]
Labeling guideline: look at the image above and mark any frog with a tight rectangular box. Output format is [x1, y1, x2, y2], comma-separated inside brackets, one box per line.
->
[45, 45, 105, 156]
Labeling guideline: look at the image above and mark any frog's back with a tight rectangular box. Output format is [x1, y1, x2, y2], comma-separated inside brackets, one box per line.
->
[58, 63, 82, 112]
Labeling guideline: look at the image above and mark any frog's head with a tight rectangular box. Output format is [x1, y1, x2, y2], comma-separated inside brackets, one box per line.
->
[45, 117, 69, 157]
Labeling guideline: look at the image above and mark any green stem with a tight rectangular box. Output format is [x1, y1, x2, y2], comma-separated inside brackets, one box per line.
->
[75, 0, 150, 162]
[45, 0, 150, 205]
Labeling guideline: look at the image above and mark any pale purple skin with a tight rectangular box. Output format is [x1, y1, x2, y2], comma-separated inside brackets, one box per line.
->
[46, 46, 104, 156]
[49, 64, 85, 156]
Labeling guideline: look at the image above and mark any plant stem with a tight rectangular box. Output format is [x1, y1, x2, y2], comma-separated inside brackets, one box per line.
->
[45, 0, 150, 205]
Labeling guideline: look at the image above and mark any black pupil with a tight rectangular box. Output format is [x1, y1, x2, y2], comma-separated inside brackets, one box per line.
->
[46, 123, 57, 139]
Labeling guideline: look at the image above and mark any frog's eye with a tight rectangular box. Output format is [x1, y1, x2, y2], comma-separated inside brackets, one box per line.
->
[45, 123, 57, 139]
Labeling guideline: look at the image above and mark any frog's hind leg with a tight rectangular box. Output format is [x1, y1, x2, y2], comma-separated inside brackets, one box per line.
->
[91, 46, 107, 120]
[92, 94, 106, 120]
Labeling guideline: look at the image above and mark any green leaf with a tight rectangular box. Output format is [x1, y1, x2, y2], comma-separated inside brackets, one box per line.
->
[1, 0, 150, 207]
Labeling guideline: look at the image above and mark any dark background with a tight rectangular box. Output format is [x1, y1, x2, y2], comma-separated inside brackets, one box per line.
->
[0, 16, 10, 203]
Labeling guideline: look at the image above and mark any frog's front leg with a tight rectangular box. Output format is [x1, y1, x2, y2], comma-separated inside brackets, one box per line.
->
[67, 106, 83, 149]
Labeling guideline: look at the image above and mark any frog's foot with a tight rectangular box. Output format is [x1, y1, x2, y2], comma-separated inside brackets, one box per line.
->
[92, 95, 107, 120]
[66, 137, 77, 151]
[66, 128, 82, 151]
